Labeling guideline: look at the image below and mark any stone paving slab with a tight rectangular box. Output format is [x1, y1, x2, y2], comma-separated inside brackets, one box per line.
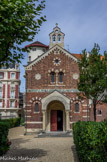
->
[0, 127, 79, 162]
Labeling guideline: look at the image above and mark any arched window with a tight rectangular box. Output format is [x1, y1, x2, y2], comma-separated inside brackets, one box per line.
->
[29, 56, 31, 62]
[98, 110, 102, 115]
[50, 72, 55, 83]
[35, 103, 39, 112]
[52, 35, 56, 42]
[75, 103, 79, 112]
[58, 34, 61, 42]
[59, 72, 64, 82]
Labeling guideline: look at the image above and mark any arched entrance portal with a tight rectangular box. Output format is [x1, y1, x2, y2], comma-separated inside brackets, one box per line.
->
[41, 90, 70, 132]
[46, 101, 66, 131]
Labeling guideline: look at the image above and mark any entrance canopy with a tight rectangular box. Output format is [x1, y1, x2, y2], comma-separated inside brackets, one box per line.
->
[41, 90, 70, 111]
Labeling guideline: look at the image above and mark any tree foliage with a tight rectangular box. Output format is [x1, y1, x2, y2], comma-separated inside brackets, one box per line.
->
[0, 0, 46, 66]
[78, 44, 107, 121]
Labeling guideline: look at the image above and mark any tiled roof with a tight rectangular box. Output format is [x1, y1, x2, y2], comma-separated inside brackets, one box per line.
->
[25, 41, 49, 48]
[72, 53, 104, 60]
[72, 53, 81, 59]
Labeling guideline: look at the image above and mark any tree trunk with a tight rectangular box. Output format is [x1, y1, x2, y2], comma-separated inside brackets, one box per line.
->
[93, 100, 96, 121]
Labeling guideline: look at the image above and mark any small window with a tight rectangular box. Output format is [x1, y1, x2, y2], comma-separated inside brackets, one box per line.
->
[50, 72, 55, 83]
[9, 63, 15, 69]
[10, 112, 14, 117]
[59, 72, 64, 82]
[58, 35, 61, 42]
[32, 47, 36, 51]
[10, 91, 15, 98]
[52, 35, 56, 42]
[11, 73, 15, 79]
[29, 56, 31, 62]
[0, 73, 4, 79]
[98, 110, 102, 115]
[0, 101, 2, 107]
[75, 103, 79, 112]
[0, 84, 2, 91]
[43, 49, 45, 52]
[0, 92, 2, 98]
[10, 101, 14, 108]
[35, 103, 39, 112]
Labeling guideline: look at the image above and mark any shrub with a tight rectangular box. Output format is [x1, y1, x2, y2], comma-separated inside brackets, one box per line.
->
[1, 118, 21, 128]
[20, 117, 25, 126]
[72, 121, 107, 162]
[0, 122, 10, 155]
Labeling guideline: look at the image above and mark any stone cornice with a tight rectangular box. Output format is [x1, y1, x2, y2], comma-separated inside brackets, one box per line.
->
[27, 89, 79, 93]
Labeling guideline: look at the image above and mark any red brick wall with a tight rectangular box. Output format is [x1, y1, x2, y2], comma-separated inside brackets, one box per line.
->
[25, 49, 107, 130]
[26, 51, 79, 89]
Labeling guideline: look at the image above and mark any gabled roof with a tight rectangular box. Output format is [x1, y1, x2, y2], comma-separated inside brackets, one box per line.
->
[24, 44, 78, 70]
[25, 41, 49, 48]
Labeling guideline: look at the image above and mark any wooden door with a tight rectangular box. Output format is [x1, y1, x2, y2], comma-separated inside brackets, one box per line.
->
[51, 110, 57, 131]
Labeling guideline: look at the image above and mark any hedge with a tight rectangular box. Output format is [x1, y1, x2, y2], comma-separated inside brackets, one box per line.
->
[0, 117, 21, 128]
[72, 121, 107, 162]
[0, 122, 10, 155]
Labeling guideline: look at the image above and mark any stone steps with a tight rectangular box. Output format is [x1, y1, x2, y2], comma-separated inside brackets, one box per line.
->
[37, 131, 73, 138]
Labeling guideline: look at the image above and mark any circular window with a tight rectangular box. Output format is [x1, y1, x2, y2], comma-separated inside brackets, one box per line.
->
[55, 59, 59, 64]
[53, 58, 61, 66]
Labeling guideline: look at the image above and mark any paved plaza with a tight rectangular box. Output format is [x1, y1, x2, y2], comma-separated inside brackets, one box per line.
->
[0, 127, 79, 162]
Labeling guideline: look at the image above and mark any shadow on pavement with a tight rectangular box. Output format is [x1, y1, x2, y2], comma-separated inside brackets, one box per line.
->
[0, 138, 47, 162]
[71, 145, 79, 162]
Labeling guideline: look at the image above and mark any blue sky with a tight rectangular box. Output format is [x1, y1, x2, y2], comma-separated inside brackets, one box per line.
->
[20, 0, 107, 92]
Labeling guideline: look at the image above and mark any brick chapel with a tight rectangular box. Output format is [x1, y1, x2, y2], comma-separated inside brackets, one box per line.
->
[24, 24, 107, 134]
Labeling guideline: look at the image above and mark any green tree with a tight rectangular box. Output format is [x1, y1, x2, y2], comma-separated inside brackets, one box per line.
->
[0, 0, 46, 67]
[78, 44, 107, 121]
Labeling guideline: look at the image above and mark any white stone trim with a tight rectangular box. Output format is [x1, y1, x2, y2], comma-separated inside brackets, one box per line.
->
[26, 110, 31, 112]
[82, 116, 89, 118]
[26, 122, 42, 124]
[25, 45, 78, 70]
[82, 110, 89, 112]
[70, 121, 76, 124]
[82, 104, 90, 106]
[0, 108, 20, 110]
[74, 111, 80, 113]
[41, 90, 70, 111]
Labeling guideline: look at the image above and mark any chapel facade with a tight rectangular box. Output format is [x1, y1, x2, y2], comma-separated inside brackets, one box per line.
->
[24, 24, 107, 134]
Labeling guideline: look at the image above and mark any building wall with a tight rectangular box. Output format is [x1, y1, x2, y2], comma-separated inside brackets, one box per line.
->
[0, 65, 20, 119]
[28, 47, 48, 63]
[25, 25, 107, 133]
[26, 50, 79, 90]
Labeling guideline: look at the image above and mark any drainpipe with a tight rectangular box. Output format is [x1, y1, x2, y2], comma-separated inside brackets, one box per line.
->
[24, 73, 28, 135]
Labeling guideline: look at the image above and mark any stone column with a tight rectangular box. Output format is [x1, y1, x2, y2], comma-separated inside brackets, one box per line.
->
[55, 70, 59, 85]
[43, 111, 46, 131]
[66, 111, 70, 131]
